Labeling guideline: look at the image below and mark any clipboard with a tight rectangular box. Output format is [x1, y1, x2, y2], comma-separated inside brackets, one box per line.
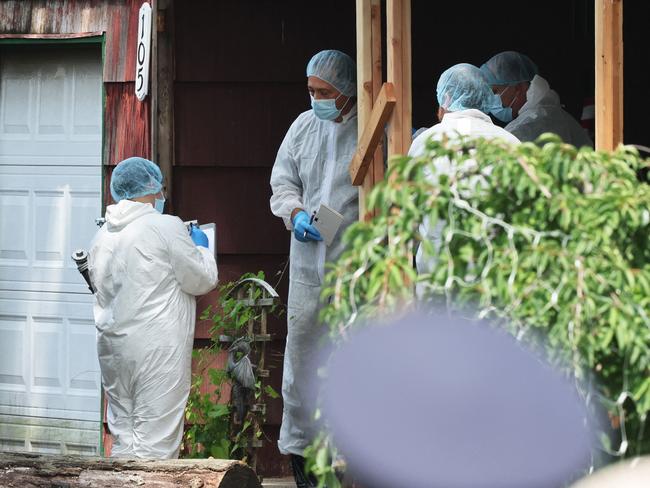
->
[313, 203, 344, 246]
[184, 220, 217, 256]
[199, 223, 216, 256]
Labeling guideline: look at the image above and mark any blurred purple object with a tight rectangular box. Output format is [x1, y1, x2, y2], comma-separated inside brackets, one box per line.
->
[322, 310, 593, 488]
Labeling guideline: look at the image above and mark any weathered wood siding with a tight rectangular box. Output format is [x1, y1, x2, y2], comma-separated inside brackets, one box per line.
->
[0, 0, 150, 173]
[0, 0, 140, 82]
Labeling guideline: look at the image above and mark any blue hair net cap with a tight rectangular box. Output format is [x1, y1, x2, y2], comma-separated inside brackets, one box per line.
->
[110, 157, 163, 203]
[306, 49, 356, 97]
[480, 51, 538, 86]
[436, 63, 503, 114]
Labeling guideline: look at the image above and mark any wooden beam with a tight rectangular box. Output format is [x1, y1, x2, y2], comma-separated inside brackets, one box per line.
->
[365, 0, 384, 210]
[350, 83, 397, 185]
[356, 0, 373, 139]
[595, 0, 623, 151]
[356, 0, 384, 220]
[387, 0, 412, 157]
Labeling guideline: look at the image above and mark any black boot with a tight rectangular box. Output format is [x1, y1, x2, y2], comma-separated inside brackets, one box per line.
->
[290, 454, 319, 488]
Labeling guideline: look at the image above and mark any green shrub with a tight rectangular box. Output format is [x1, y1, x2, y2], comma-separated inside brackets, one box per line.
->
[313, 135, 650, 485]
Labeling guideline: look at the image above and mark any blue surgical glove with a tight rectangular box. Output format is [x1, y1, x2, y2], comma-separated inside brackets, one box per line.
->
[189, 224, 209, 248]
[292, 210, 322, 242]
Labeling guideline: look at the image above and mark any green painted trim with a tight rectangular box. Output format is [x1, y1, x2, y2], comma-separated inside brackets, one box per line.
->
[99, 33, 107, 458]
[0, 36, 104, 45]
[100, 34, 107, 213]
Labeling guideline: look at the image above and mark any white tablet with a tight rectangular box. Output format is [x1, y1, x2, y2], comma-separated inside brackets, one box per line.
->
[313, 203, 344, 246]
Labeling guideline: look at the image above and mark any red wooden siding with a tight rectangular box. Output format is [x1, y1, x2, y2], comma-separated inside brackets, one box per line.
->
[104, 82, 151, 167]
[174, 84, 308, 166]
[0, 0, 141, 82]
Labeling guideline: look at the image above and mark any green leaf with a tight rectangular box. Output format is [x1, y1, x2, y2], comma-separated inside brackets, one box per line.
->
[264, 385, 280, 399]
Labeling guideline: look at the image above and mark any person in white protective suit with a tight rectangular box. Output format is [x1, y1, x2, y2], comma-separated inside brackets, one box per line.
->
[409, 63, 520, 279]
[480, 51, 593, 148]
[88, 157, 218, 459]
[270, 49, 358, 487]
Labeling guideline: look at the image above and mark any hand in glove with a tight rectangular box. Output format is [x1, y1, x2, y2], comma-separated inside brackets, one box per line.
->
[189, 224, 209, 248]
[292, 210, 322, 243]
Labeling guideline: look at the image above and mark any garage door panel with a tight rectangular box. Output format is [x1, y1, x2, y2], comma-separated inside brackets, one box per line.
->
[0, 47, 101, 165]
[70, 190, 103, 258]
[72, 63, 102, 137]
[0, 189, 29, 262]
[38, 65, 67, 136]
[0, 145, 101, 165]
[34, 191, 66, 264]
[0, 165, 101, 293]
[0, 291, 100, 421]
[0, 74, 33, 138]
[0, 314, 27, 389]
[33, 316, 63, 389]
[0, 414, 99, 455]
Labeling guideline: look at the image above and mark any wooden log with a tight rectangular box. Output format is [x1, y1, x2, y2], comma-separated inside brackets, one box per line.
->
[0, 453, 262, 488]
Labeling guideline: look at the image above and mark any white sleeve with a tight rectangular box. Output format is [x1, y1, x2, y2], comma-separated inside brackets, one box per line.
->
[166, 219, 218, 296]
[270, 122, 303, 230]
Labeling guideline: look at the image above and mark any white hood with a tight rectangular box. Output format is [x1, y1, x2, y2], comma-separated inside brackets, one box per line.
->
[105, 199, 156, 232]
[520, 75, 561, 113]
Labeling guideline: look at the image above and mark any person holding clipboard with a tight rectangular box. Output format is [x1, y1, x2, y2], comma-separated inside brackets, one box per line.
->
[269, 49, 358, 487]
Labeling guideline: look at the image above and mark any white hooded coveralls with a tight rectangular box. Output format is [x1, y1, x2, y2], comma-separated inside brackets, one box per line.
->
[409, 109, 520, 277]
[89, 200, 218, 458]
[505, 75, 593, 148]
[270, 107, 359, 455]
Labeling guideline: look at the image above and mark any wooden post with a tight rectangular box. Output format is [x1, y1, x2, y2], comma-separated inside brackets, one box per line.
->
[387, 0, 412, 157]
[156, 0, 175, 207]
[595, 0, 623, 151]
[356, 0, 384, 220]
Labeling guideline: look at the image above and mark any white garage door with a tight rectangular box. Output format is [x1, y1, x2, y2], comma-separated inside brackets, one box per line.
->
[0, 45, 103, 455]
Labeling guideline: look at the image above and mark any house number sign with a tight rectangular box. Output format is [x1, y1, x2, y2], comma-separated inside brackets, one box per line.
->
[135, 2, 152, 101]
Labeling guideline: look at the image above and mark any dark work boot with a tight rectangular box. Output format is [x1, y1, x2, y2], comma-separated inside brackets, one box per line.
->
[290, 454, 319, 488]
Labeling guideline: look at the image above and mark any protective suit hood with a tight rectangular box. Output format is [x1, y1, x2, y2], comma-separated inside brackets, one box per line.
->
[520, 75, 560, 113]
[505, 75, 593, 148]
[105, 199, 156, 232]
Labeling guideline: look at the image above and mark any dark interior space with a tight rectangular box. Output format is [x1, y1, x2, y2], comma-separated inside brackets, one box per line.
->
[171, 0, 647, 476]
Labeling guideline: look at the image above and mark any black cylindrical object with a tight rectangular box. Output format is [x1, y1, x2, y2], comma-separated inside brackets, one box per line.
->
[71, 249, 95, 294]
